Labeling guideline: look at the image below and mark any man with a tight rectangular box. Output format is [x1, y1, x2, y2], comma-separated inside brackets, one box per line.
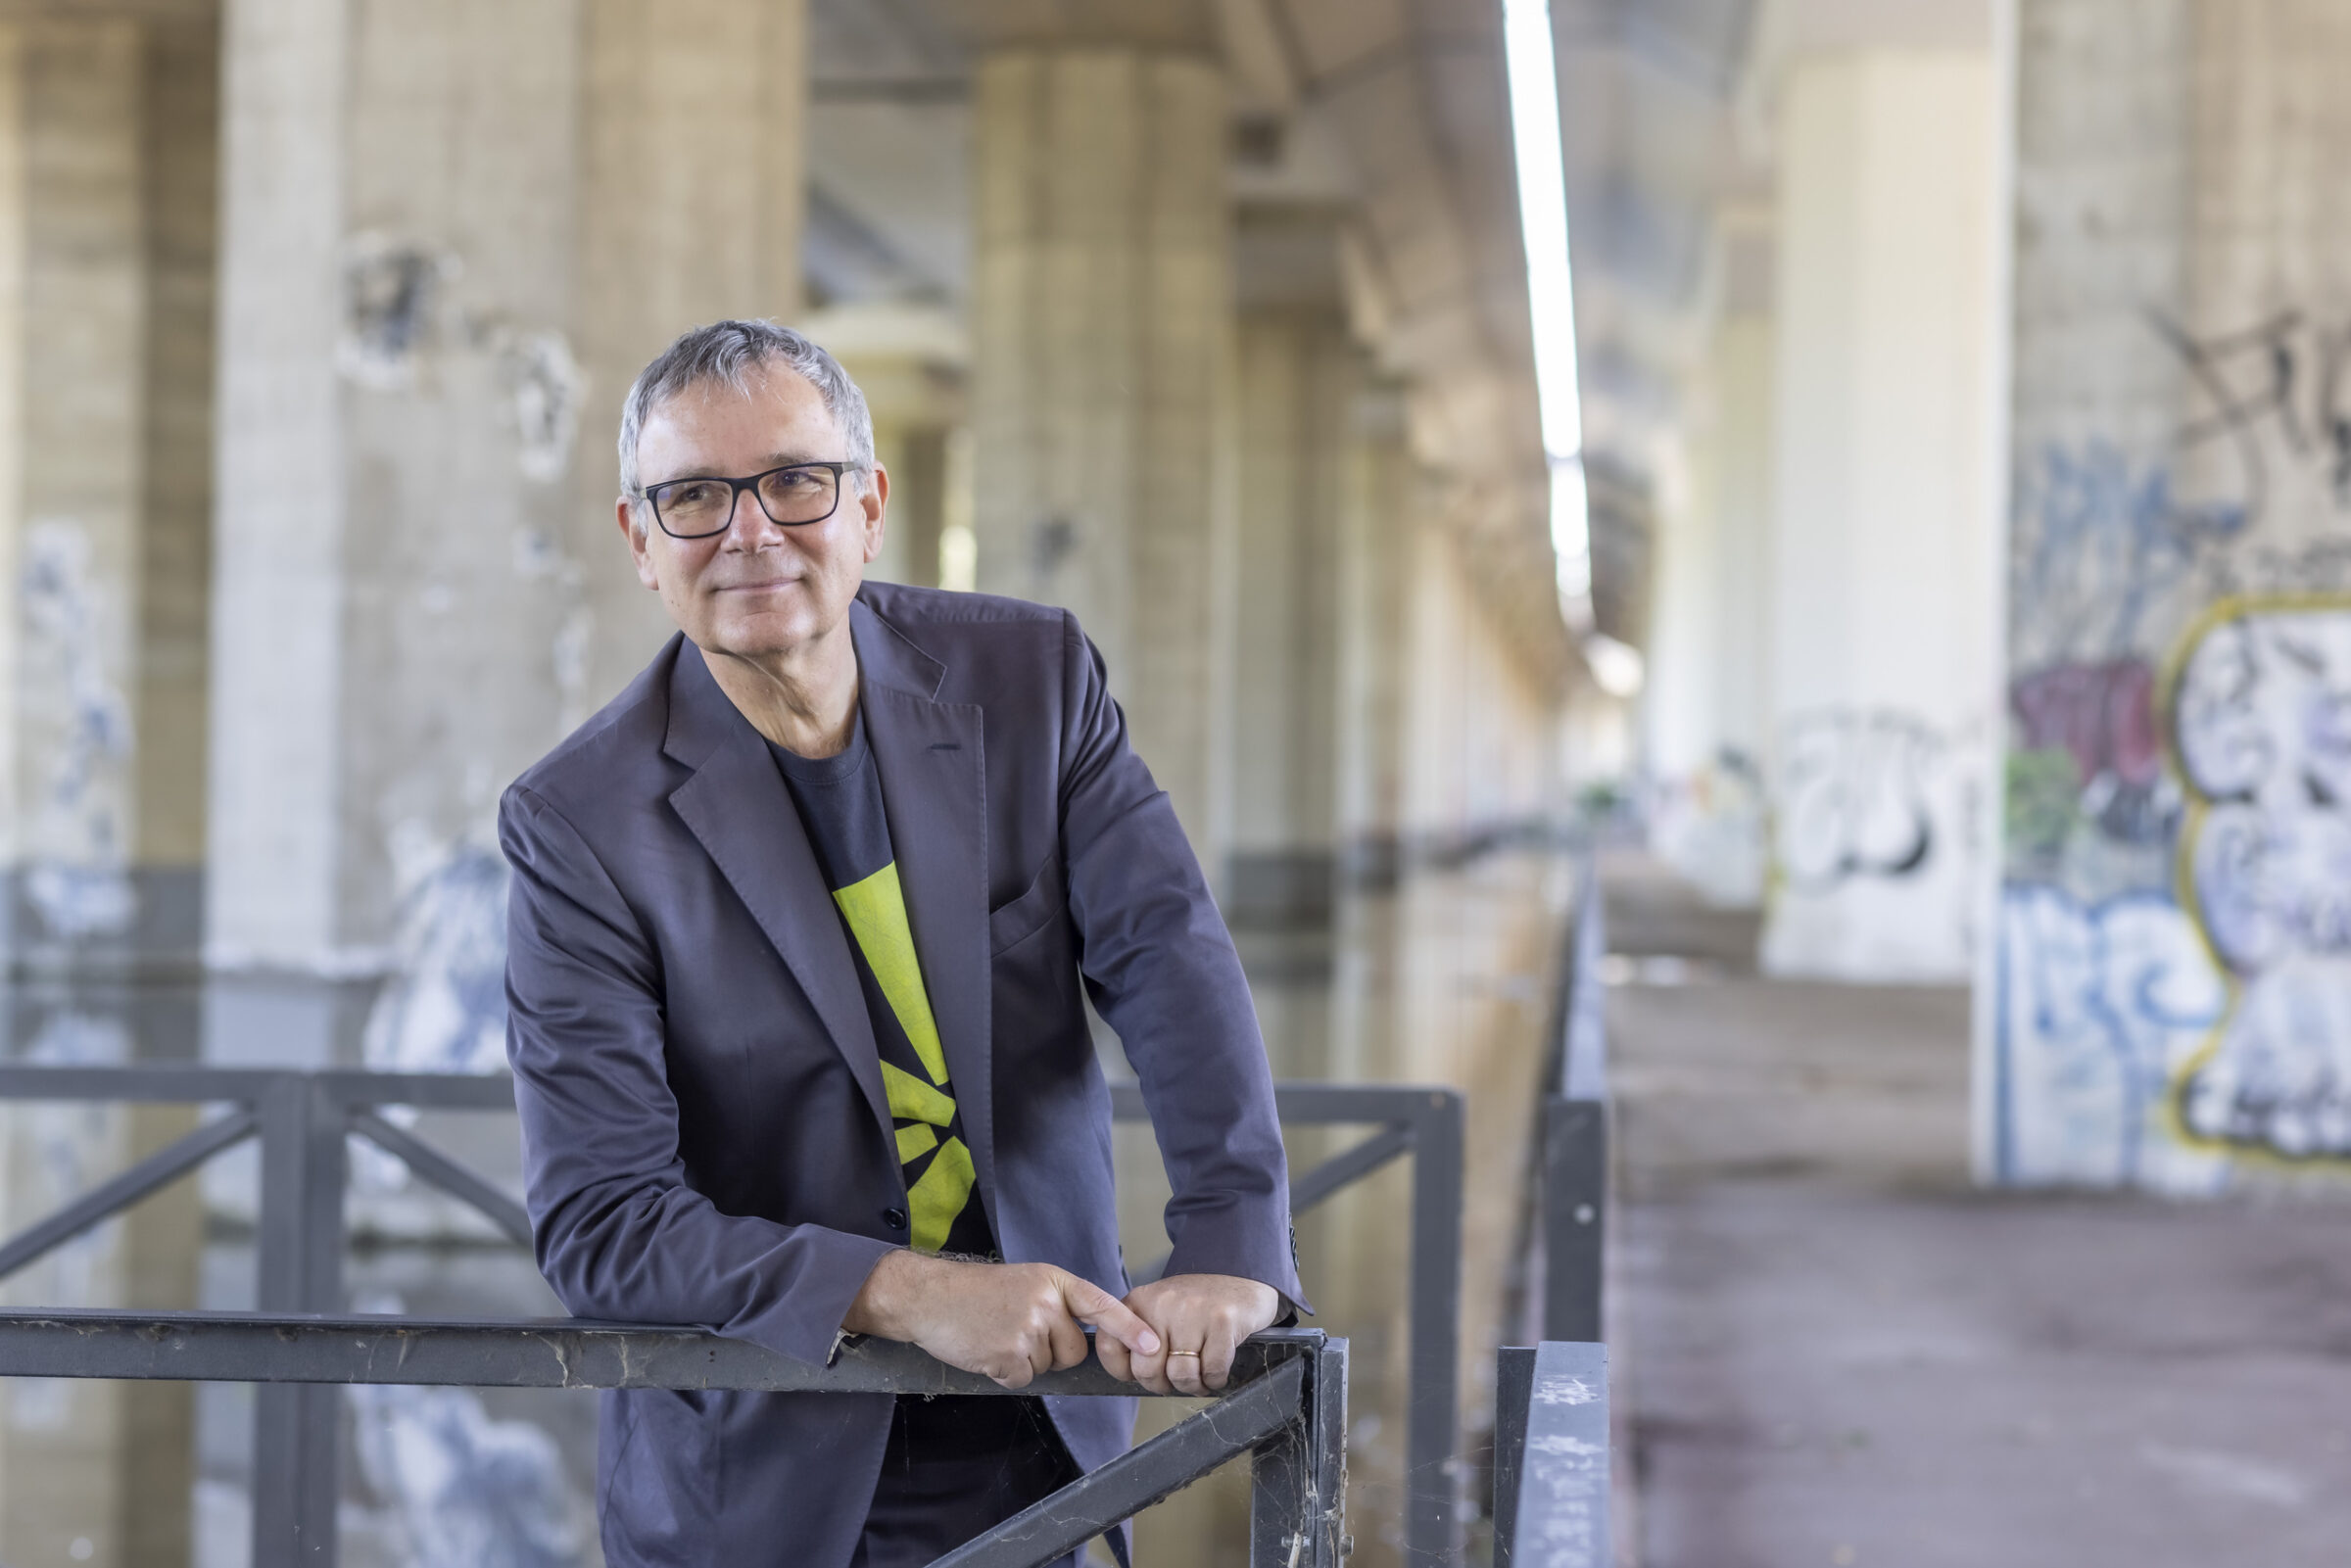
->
[502, 319, 1302, 1568]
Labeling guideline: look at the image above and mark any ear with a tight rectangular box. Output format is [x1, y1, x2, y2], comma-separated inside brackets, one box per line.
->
[616, 496, 659, 590]
[859, 464, 890, 566]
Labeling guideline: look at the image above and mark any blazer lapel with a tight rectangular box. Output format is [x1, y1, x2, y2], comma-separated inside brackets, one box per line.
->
[663, 641, 893, 1147]
[852, 600, 999, 1222]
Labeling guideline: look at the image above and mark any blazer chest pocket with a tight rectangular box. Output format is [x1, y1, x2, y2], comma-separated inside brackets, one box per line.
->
[988, 850, 1066, 955]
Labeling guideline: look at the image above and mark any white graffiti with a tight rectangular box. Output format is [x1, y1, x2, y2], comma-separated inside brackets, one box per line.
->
[1777, 712, 1943, 890]
[2174, 604, 2351, 1158]
[1997, 886, 2226, 1188]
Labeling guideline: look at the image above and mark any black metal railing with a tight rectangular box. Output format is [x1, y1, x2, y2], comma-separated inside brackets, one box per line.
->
[0, 1067, 1462, 1566]
[1491, 1339, 1610, 1568]
[1540, 858, 1609, 1342]
[1490, 853, 1617, 1565]
[0, 1307, 1345, 1568]
[1115, 1080, 1464, 1565]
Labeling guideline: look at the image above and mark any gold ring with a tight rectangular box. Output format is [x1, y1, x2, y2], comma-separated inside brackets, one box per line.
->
[1165, 1350, 1201, 1358]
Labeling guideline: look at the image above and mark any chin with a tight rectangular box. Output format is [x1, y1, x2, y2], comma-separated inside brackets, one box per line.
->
[701, 603, 837, 659]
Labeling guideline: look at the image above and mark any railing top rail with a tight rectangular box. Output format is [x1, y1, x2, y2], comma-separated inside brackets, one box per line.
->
[0, 1069, 1462, 1121]
[0, 1065, 520, 1110]
[1109, 1080, 1463, 1123]
[1558, 856, 1609, 1105]
[0, 1307, 1328, 1398]
[1507, 1340, 1611, 1568]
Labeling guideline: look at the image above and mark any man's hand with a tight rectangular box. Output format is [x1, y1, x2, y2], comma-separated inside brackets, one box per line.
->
[1098, 1273, 1280, 1396]
[843, 1252, 1162, 1389]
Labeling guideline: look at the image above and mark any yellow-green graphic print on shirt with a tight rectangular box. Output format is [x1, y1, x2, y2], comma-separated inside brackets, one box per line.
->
[769, 717, 993, 1258]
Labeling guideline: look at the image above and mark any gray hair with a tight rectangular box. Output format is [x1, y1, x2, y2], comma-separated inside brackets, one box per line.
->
[616, 318, 875, 503]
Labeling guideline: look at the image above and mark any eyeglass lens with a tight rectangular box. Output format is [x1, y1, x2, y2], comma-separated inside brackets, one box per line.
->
[651, 466, 840, 536]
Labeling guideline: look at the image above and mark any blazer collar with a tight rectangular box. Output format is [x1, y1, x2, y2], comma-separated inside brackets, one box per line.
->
[848, 591, 946, 701]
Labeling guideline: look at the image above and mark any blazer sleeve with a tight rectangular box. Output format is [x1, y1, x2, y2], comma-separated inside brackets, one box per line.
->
[501, 783, 898, 1365]
[1054, 612, 1309, 1310]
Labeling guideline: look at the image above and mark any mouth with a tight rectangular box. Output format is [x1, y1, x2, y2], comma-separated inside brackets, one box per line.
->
[713, 577, 802, 594]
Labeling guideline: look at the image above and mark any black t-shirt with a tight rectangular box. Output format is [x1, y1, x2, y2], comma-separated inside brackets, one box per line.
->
[769, 709, 996, 1259]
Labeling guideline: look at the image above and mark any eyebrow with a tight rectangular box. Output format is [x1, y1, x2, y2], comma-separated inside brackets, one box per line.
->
[647, 453, 833, 487]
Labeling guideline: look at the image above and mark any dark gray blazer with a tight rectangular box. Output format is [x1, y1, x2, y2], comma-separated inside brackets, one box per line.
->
[501, 583, 1302, 1568]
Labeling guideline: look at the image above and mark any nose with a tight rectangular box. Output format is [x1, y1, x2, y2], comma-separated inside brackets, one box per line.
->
[720, 483, 784, 549]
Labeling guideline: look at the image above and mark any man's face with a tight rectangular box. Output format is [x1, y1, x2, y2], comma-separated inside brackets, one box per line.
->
[619, 365, 887, 662]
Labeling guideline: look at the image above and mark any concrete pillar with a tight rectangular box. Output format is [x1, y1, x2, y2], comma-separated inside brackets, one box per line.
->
[1334, 387, 1415, 891]
[1647, 301, 1774, 908]
[208, 0, 807, 985]
[0, 14, 215, 976]
[1225, 300, 1355, 928]
[969, 36, 1235, 856]
[1759, 50, 1998, 981]
[0, 22, 211, 1557]
[1990, 0, 2351, 1191]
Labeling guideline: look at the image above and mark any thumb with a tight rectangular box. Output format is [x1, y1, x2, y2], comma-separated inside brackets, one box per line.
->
[1060, 1273, 1161, 1356]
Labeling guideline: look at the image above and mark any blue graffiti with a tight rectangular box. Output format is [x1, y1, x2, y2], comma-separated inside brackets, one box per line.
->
[2013, 441, 2245, 664]
[1995, 883, 2226, 1186]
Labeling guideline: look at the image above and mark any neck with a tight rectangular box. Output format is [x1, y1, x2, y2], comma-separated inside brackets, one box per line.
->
[704, 617, 861, 758]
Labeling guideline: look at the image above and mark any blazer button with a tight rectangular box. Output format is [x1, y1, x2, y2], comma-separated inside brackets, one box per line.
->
[883, 1207, 908, 1232]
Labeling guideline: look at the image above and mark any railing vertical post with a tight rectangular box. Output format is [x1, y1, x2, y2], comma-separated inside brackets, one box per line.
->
[1249, 1335, 1349, 1568]
[253, 1074, 346, 1567]
[1541, 1099, 1607, 1344]
[1490, 1346, 1536, 1568]
[1406, 1090, 1463, 1565]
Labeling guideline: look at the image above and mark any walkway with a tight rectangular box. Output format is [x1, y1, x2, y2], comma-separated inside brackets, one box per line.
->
[1607, 856, 2351, 1568]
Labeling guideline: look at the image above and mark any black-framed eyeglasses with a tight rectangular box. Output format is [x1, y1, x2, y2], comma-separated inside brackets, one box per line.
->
[633, 461, 859, 539]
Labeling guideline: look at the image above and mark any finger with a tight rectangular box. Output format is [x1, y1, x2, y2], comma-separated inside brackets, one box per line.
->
[1160, 1309, 1209, 1397]
[1063, 1276, 1162, 1357]
[1047, 1308, 1089, 1372]
[993, 1356, 1036, 1392]
[1166, 1348, 1207, 1397]
[1201, 1316, 1239, 1393]
[1124, 1322, 1173, 1396]
[1097, 1330, 1134, 1383]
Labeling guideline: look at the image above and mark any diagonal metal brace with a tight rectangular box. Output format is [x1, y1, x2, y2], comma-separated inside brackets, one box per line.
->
[348, 1110, 534, 1246]
[0, 1110, 259, 1285]
[927, 1356, 1308, 1568]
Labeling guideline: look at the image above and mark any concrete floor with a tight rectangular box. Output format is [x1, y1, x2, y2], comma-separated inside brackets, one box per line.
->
[1605, 857, 2351, 1568]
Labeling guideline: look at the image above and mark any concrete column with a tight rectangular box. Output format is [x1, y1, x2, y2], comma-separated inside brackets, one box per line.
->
[970, 40, 1235, 855]
[0, 16, 215, 975]
[1334, 387, 1415, 889]
[1990, 0, 2351, 1191]
[0, 17, 211, 1559]
[1647, 303, 1774, 907]
[1225, 301, 1356, 928]
[208, 0, 807, 985]
[1759, 49, 1998, 981]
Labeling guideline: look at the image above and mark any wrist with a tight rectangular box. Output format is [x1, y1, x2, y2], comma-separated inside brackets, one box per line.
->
[843, 1248, 941, 1341]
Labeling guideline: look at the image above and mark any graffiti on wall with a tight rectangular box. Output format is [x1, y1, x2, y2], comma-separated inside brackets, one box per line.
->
[1996, 884, 2225, 1186]
[1776, 711, 1943, 890]
[2000, 593, 2351, 1177]
[2169, 599, 2351, 1161]
[2011, 441, 2246, 672]
[2149, 308, 2351, 529]
[20, 521, 135, 939]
